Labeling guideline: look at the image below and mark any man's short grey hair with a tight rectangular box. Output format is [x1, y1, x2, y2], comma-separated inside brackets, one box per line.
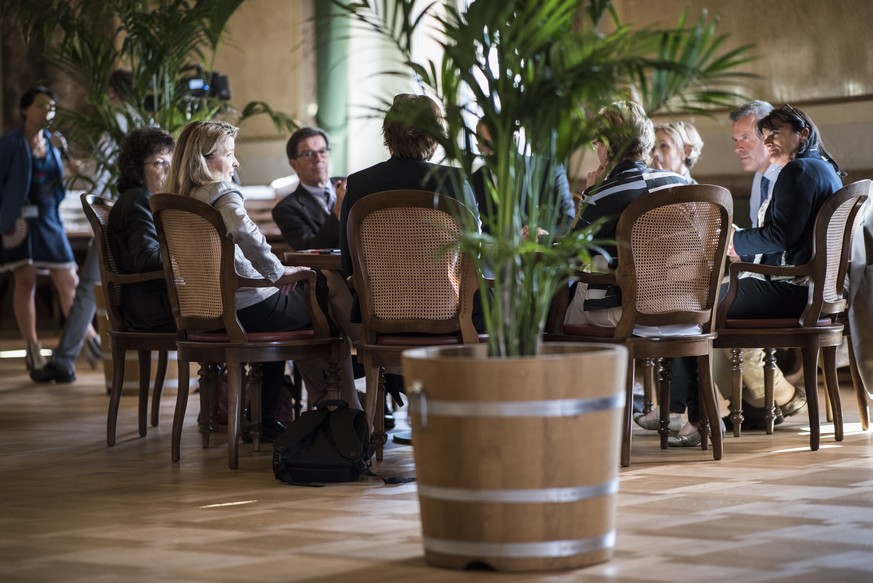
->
[729, 100, 773, 123]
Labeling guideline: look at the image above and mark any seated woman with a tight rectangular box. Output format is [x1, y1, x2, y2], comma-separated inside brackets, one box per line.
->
[107, 127, 176, 332]
[564, 100, 692, 435]
[165, 121, 361, 440]
[652, 120, 704, 183]
[669, 104, 843, 447]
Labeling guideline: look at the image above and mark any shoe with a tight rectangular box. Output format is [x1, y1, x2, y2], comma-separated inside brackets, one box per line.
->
[667, 431, 702, 447]
[723, 400, 784, 431]
[633, 409, 683, 432]
[384, 411, 396, 431]
[25, 341, 47, 372]
[83, 336, 102, 370]
[779, 387, 808, 418]
[30, 361, 75, 383]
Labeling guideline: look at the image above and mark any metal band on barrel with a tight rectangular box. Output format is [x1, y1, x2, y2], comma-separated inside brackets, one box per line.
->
[418, 479, 618, 503]
[413, 393, 624, 418]
[423, 531, 616, 558]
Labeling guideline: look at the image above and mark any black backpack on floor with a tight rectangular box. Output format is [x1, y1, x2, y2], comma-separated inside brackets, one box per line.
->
[272, 400, 376, 485]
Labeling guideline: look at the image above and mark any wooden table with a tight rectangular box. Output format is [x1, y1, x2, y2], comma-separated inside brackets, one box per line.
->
[283, 250, 342, 271]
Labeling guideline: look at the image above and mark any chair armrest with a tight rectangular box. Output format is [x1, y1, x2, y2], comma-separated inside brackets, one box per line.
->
[574, 270, 616, 286]
[237, 269, 317, 288]
[727, 261, 809, 280]
[105, 270, 168, 285]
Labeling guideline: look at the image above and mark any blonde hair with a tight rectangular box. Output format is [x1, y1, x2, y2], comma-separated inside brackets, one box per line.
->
[166, 120, 239, 195]
[654, 121, 704, 169]
[597, 101, 655, 166]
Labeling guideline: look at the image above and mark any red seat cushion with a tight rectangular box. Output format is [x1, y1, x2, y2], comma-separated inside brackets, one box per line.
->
[375, 333, 488, 346]
[723, 318, 832, 330]
[186, 329, 317, 342]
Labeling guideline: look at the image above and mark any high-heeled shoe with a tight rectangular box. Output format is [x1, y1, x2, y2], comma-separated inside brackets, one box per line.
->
[667, 419, 726, 448]
[83, 336, 102, 370]
[25, 341, 47, 372]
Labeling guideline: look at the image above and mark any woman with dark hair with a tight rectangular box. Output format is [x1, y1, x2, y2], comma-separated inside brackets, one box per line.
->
[0, 86, 83, 370]
[106, 127, 176, 332]
[662, 105, 843, 448]
[726, 104, 844, 319]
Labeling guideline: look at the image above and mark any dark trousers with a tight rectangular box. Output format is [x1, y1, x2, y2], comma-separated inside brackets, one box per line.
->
[236, 289, 311, 420]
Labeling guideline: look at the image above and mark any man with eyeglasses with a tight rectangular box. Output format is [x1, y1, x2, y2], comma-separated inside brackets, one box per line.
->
[272, 127, 344, 251]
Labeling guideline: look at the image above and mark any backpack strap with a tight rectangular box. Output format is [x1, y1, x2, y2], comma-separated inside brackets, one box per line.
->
[328, 408, 415, 485]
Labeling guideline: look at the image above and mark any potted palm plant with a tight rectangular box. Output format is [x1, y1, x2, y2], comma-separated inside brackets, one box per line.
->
[334, 0, 753, 572]
[9, 0, 298, 195]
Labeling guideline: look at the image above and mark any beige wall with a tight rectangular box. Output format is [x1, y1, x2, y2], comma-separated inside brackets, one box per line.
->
[207, 1, 873, 188]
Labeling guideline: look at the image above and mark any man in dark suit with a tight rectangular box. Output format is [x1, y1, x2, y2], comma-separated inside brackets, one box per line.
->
[339, 93, 476, 276]
[272, 127, 343, 250]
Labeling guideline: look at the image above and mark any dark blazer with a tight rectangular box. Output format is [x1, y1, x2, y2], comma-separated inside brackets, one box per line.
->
[471, 160, 575, 236]
[271, 183, 340, 251]
[339, 157, 476, 276]
[107, 187, 174, 332]
[733, 156, 842, 266]
[0, 126, 66, 233]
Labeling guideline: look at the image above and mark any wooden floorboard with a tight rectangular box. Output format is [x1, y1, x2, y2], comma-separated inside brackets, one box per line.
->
[1, 336, 872, 582]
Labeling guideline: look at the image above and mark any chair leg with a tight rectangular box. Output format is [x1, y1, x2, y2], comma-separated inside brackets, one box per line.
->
[802, 347, 821, 451]
[150, 350, 169, 427]
[106, 344, 127, 447]
[362, 352, 387, 462]
[247, 363, 263, 452]
[657, 358, 672, 450]
[172, 358, 191, 463]
[821, 350, 833, 423]
[137, 350, 151, 438]
[763, 348, 778, 434]
[326, 344, 342, 402]
[226, 352, 243, 470]
[698, 354, 723, 461]
[620, 357, 636, 468]
[822, 346, 843, 441]
[197, 363, 211, 449]
[642, 358, 656, 414]
[728, 348, 744, 437]
[847, 337, 869, 430]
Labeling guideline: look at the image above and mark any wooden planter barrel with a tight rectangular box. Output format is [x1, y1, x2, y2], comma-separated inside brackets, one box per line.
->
[403, 342, 627, 572]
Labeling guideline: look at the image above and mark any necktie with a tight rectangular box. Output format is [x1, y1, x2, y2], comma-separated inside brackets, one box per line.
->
[760, 175, 771, 201]
[323, 188, 332, 212]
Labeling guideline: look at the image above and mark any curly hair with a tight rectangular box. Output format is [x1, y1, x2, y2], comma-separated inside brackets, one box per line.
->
[382, 94, 444, 160]
[115, 127, 174, 194]
[596, 101, 655, 166]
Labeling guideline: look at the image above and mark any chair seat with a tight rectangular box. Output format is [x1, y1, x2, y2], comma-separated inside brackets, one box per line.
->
[722, 317, 832, 329]
[374, 333, 488, 346]
[186, 329, 316, 342]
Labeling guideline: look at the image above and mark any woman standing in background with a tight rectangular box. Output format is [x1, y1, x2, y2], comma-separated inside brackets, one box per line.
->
[0, 86, 83, 370]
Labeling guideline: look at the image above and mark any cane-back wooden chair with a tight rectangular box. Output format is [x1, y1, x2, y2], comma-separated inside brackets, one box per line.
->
[347, 189, 486, 461]
[546, 184, 733, 466]
[715, 181, 869, 449]
[81, 193, 177, 447]
[150, 193, 344, 469]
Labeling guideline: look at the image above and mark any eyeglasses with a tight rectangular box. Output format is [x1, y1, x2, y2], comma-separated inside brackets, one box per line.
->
[147, 159, 171, 171]
[295, 147, 331, 160]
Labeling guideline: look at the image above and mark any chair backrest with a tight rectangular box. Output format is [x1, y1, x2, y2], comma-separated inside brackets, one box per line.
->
[149, 193, 247, 341]
[801, 180, 869, 325]
[613, 184, 733, 337]
[346, 189, 480, 342]
[81, 193, 126, 331]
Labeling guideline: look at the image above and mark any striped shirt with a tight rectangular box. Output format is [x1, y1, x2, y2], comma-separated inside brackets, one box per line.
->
[576, 161, 690, 267]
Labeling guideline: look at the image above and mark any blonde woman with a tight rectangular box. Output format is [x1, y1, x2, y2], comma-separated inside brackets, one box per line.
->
[652, 121, 704, 183]
[166, 121, 360, 440]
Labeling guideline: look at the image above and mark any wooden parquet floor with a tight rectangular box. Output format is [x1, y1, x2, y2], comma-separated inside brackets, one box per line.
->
[1, 337, 872, 582]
